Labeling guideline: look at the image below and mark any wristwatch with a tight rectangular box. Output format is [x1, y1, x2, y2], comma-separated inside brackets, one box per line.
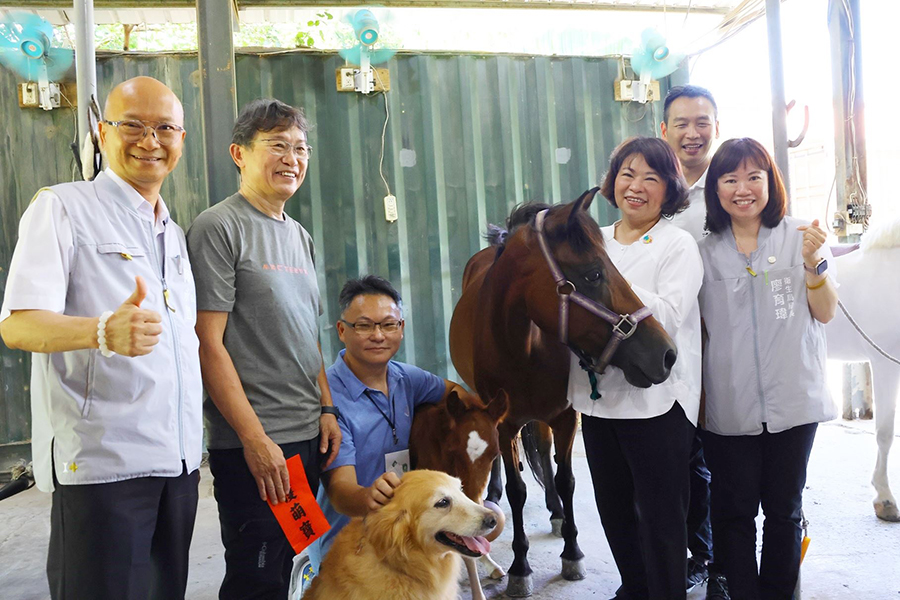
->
[804, 258, 828, 276]
[321, 405, 341, 419]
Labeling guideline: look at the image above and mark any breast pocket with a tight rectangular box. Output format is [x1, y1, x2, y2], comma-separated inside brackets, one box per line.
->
[96, 242, 147, 262]
[169, 253, 197, 320]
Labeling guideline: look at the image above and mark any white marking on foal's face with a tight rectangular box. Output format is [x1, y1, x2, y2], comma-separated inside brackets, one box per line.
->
[467, 431, 488, 463]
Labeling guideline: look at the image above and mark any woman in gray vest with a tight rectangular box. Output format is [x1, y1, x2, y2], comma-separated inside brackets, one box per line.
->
[697, 138, 838, 600]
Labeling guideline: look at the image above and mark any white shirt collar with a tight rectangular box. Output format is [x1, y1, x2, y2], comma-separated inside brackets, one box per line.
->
[690, 167, 709, 193]
[104, 167, 170, 226]
[603, 217, 672, 246]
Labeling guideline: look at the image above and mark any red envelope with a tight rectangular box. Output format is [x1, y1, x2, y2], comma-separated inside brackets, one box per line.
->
[267, 454, 331, 554]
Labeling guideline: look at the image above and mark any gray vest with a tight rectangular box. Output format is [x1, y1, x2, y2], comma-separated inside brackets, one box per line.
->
[698, 216, 837, 436]
[30, 172, 203, 490]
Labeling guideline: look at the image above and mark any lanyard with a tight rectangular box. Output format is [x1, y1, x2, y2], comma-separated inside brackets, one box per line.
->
[363, 390, 399, 446]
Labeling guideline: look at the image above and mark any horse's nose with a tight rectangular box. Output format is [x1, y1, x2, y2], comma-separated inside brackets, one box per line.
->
[482, 513, 498, 531]
[663, 348, 677, 372]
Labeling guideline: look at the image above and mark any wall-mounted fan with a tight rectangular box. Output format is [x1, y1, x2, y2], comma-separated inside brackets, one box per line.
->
[630, 28, 683, 104]
[0, 11, 74, 110]
[338, 9, 397, 94]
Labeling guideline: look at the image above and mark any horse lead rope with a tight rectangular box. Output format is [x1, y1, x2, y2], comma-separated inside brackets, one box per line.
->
[837, 300, 900, 366]
[533, 209, 653, 399]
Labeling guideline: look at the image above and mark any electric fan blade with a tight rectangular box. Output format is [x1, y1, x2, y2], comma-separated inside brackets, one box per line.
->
[0, 46, 42, 79]
[639, 28, 667, 54]
[631, 28, 684, 81]
[367, 48, 395, 65]
[0, 11, 54, 42]
[338, 44, 363, 66]
[349, 9, 379, 46]
[44, 46, 74, 80]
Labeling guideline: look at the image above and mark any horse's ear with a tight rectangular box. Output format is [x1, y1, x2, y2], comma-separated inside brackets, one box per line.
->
[572, 187, 600, 213]
[487, 390, 510, 423]
[446, 391, 467, 420]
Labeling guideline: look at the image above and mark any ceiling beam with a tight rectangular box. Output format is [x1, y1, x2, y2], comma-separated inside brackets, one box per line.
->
[2, 1, 733, 15]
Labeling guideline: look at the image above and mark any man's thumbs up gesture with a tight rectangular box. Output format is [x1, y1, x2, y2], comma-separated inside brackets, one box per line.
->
[105, 276, 163, 357]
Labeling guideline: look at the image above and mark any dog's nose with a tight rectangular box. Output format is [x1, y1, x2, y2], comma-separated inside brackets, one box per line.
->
[482, 513, 497, 530]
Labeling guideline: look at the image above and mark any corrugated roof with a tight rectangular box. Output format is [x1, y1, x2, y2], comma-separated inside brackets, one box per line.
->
[1, 0, 745, 25]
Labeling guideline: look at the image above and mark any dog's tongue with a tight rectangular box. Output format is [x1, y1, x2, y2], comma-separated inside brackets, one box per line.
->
[462, 535, 491, 555]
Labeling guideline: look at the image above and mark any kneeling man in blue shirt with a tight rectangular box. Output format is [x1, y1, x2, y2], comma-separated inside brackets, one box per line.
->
[308, 275, 473, 569]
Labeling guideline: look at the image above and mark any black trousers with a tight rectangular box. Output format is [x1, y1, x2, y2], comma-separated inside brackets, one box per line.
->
[582, 402, 695, 600]
[687, 432, 714, 563]
[209, 438, 321, 600]
[47, 462, 199, 600]
[701, 423, 817, 600]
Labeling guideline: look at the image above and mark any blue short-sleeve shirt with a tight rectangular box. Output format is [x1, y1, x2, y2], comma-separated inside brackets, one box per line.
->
[310, 349, 445, 561]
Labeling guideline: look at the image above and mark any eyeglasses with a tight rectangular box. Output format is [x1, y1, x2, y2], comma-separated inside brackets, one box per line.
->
[261, 140, 313, 160]
[103, 120, 185, 146]
[340, 319, 403, 334]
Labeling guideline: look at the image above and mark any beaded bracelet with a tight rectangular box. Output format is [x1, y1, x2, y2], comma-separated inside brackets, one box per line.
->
[98, 311, 115, 357]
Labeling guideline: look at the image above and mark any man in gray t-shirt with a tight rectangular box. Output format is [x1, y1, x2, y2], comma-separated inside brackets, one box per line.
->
[187, 99, 340, 600]
[190, 193, 323, 448]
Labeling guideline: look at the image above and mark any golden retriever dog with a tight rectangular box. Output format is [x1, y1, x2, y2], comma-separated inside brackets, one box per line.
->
[303, 470, 498, 600]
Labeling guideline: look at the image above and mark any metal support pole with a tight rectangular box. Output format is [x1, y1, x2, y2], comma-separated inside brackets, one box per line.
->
[828, 0, 873, 421]
[765, 0, 791, 195]
[829, 0, 868, 232]
[196, 0, 239, 206]
[72, 0, 97, 155]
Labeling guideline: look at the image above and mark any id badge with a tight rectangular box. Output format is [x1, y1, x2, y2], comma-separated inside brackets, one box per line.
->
[384, 448, 411, 479]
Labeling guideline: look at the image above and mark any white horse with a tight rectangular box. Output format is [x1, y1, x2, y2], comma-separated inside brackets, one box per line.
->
[828, 218, 900, 522]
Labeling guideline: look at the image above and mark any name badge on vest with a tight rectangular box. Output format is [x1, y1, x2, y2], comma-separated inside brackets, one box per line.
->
[384, 448, 411, 479]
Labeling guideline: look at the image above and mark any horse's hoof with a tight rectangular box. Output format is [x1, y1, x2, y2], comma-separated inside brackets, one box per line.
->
[875, 499, 900, 522]
[479, 554, 506, 580]
[550, 517, 564, 537]
[561, 558, 586, 581]
[505, 574, 534, 597]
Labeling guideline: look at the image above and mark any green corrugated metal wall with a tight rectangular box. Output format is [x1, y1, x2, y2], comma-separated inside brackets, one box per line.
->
[0, 49, 673, 458]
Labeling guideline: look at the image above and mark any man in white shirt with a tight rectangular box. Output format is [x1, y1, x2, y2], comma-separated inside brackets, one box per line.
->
[661, 85, 720, 242]
[0, 77, 202, 600]
[661, 85, 729, 599]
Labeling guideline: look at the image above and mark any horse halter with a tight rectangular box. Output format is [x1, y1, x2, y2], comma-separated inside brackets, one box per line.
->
[533, 209, 652, 375]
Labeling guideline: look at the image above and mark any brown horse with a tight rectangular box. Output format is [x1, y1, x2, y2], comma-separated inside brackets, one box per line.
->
[410, 390, 510, 600]
[448, 189, 677, 597]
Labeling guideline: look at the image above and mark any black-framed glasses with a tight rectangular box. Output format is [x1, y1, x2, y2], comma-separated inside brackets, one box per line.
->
[340, 319, 403, 334]
[104, 119, 185, 146]
[261, 139, 313, 160]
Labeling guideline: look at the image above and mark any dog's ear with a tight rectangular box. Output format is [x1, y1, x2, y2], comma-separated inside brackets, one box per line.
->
[487, 389, 510, 423]
[366, 505, 414, 561]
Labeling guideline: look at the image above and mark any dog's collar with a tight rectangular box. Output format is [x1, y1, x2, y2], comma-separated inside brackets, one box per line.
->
[356, 518, 369, 555]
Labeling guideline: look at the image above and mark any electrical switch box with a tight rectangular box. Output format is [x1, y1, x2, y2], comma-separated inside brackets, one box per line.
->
[335, 67, 391, 93]
[614, 79, 660, 102]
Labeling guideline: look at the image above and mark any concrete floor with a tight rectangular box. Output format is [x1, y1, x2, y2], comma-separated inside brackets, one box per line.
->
[1, 419, 898, 600]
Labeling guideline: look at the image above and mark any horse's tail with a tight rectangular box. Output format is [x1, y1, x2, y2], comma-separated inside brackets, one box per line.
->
[485, 223, 508, 247]
[521, 421, 548, 490]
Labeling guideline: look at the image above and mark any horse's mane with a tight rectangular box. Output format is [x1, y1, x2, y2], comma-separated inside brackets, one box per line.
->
[484, 200, 603, 258]
[485, 202, 552, 256]
[861, 215, 900, 251]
